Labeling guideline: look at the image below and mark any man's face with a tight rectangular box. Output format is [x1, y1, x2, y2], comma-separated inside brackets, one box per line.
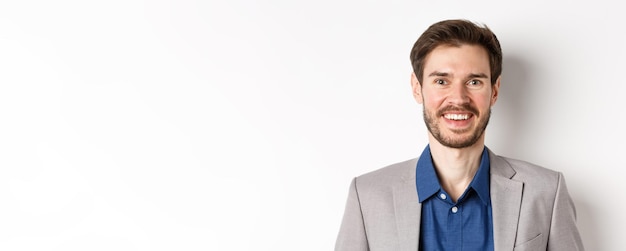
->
[411, 44, 500, 149]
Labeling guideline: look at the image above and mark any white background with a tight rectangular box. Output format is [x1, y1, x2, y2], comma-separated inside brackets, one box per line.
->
[0, 0, 623, 250]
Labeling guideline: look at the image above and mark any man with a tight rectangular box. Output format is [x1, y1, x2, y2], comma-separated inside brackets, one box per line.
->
[335, 19, 584, 251]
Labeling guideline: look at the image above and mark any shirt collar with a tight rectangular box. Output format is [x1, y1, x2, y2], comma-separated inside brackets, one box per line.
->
[415, 145, 491, 206]
[470, 148, 491, 206]
[415, 145, 441, 203]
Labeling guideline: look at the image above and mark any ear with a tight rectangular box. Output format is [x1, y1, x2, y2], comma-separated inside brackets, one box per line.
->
[411, 72, 423, 104]
[490, 76, 501, 106]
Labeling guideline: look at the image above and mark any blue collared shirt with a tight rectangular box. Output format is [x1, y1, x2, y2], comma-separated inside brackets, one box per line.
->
[416, 145, 494, 251]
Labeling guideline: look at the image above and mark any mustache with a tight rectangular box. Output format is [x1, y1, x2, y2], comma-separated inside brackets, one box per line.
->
[436, 104, 479, 117]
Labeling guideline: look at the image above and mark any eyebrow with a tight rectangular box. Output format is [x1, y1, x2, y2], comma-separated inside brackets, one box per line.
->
[427, 71, 489, 79]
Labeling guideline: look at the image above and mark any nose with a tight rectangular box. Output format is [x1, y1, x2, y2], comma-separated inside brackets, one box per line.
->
[447, 83, 470, 105]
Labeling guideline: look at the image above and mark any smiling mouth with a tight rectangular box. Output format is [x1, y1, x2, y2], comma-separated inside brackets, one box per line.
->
[443, 113, 471, 120]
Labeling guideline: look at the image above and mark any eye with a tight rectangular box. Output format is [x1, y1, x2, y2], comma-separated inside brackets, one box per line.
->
[435, 79, 446, 85]
[467, 79, 482, 87]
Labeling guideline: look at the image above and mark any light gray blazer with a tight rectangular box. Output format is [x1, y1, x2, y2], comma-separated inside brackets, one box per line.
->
[335, 150, 584, 251]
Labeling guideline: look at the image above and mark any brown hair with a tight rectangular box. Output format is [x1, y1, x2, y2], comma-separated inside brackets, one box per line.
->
[410, 19, 502, 85]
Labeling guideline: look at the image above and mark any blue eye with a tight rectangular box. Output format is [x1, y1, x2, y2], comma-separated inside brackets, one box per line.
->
[468, 80, 480, 86]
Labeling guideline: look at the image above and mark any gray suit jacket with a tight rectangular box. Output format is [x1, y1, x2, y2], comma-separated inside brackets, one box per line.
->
[335, 149, 584, 251]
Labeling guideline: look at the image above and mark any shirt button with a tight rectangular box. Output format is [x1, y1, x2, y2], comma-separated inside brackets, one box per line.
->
[451, 206, 458, 213]
[439, 193, 447, 200]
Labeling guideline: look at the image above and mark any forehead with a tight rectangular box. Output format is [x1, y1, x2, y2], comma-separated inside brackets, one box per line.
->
[423, 44, 491, 77]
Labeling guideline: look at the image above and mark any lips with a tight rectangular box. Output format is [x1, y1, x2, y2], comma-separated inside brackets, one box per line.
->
[438, 104, 479, 127]
[438, 105, 479, 118]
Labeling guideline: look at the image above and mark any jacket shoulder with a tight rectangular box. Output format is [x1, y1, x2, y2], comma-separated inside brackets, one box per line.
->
[494, 154, 562, 185]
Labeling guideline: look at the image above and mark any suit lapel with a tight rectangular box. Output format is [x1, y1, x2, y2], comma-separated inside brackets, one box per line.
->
[393, 158, 421, 251]
[489, 151, 523, 251]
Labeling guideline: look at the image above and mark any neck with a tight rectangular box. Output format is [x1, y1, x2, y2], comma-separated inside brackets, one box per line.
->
[428, 135, 485, 201]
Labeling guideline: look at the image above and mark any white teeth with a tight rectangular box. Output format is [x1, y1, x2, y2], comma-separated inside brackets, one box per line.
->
[444, 114, 470, 120]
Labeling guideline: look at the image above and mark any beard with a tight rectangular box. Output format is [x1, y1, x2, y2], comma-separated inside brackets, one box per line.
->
[423, 104, 491, 149]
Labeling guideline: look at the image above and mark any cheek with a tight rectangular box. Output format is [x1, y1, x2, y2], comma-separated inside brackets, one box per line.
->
[422, 94, 445, 109]
[473, 94, 494, 108]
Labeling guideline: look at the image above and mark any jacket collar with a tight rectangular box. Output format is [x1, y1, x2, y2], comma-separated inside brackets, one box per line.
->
[392, 157, 420, 251]
[488, 149, 523, 251]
